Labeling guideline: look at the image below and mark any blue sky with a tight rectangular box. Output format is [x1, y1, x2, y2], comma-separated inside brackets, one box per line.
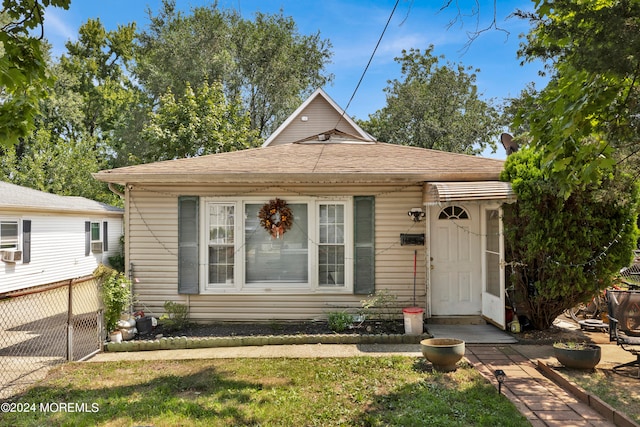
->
[44, 0, 547, 158]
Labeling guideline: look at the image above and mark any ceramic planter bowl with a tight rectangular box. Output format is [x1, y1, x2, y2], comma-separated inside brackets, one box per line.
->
[553, 343, 601, 369]
[420, 338, 465, 372]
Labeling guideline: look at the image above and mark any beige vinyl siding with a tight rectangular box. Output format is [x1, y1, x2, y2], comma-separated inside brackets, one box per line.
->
[268, 96, 367, 146]
[127, 183, 427, 321]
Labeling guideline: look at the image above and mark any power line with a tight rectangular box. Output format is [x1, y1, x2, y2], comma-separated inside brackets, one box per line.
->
[336, 0, 401, 128]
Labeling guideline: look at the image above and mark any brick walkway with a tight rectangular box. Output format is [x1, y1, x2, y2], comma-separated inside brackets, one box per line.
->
[467, 345, 614, 427]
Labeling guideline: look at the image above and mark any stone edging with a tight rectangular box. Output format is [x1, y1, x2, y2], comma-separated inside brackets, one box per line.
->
[104, 333, 432, 352]
[537, 361, 640, 427]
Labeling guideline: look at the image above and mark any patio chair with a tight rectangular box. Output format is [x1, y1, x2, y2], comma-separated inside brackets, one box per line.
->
[606, 289, 640, 377]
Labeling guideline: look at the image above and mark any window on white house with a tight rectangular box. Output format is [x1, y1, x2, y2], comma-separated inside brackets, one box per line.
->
[0, 220, 18, 249]
[91, 222, 101, 242]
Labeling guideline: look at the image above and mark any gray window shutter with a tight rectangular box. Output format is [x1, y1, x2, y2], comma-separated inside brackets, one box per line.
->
[85, 221, 91, 256]
[22, 220, 31, 263]
[354, 196, 375, 294]
[103, 221, 108, 251]
[178, 196, 199, 294]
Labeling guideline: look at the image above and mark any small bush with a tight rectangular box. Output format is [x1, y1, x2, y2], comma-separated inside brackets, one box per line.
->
[327, 311, 353, 333]
[160, 301, 190, 331]
[95, 264, 132, 333]
[359, 289, 399, 321]
[107, 235, 125, 272]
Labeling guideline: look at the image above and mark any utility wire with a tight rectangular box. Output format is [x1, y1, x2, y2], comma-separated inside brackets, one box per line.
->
[336, 0, 401, 128]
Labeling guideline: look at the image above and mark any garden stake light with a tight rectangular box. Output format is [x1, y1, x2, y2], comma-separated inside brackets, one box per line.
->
[494, 370, 506, 395]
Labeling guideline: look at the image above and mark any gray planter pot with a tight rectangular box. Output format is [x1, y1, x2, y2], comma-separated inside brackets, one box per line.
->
[553, 343, 601, 369]
[420, 338, 465, 372]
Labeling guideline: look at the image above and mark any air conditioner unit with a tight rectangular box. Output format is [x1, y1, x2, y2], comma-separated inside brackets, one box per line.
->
[1, 249, 22, 263]
[91, 241, 103, 253]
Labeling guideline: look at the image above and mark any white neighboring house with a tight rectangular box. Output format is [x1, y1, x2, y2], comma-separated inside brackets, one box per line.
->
[0, 181, 124, 294]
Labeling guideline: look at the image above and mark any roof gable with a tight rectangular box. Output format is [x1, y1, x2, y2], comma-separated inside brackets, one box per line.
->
[262, 88, 374, 146]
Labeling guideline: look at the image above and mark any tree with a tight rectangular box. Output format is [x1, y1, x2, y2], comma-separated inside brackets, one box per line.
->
[501, 147, 639, 330]
[514, 0, 640, 196]
[135, 0, 235, 101]
[0, 128, 115, 204]
[0, 18, 138, 205]
[135, 1, 333, 138]
[59, 18, 137, 142]
[140, 81, 259, 162]
[359, 47, 500, 154]
[228, 11, 333, 136]
[0, 0, 70, 147]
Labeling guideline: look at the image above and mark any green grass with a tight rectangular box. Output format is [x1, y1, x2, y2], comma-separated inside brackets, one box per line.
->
[560, 368, 640, 424]
[0, 357, 528, 426]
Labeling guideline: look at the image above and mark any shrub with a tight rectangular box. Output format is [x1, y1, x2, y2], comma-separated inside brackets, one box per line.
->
[160, 301, 190, 331]
[501, 148, 639, 329]
[359, 289, 399, 321]
[95, 264, 132, 333]
[107, 235, 125, 272]
[327, 311, 353, 333]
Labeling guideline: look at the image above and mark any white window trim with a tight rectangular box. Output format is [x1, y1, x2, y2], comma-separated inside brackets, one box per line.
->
[203, 201, 239, 292]
[90, 221, 101, 243]
[0, 218, 20, 250]
[314, 200, 353, 293]
[199, 197, 353, 294]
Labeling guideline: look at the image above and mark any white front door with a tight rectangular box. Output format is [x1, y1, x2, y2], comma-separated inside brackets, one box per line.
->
[429, 205, 482, 316]
[481, 207, 506, 329]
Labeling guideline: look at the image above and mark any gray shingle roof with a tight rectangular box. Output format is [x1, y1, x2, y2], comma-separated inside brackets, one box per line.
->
[94, 141, 505, 185]
[0, 181, 123, 215]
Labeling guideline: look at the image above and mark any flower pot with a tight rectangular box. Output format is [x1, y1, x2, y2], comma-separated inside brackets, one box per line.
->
[420, 338, 465, 372]
[553, 343, 601, 369]
[136, 316, 153, 335]
[109, 330, 122, 343]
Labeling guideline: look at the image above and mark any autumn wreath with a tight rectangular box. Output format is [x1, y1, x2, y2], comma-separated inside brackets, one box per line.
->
[258, 198, 293, 239]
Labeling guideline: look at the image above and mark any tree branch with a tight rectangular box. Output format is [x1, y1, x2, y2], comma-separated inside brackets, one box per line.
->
[440, 0, 510, 53]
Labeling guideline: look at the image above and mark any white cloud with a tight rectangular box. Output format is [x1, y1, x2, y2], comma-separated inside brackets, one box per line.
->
[44, 7, 77, 42]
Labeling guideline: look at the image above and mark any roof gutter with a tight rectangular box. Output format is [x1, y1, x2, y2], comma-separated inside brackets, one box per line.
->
[93, 172, 503, 185]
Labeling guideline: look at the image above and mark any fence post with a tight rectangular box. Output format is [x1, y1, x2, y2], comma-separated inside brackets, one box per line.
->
[67, 279, 73, 361]
[98, 309, 104, 352]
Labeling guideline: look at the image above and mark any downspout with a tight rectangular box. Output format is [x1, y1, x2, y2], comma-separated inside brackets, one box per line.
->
[425, 203, 431, 318]
[108, 182, 125, 198]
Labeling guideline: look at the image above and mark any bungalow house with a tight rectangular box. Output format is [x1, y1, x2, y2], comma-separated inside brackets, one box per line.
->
[94, 89, 514, 328]
[0, 181, 124, 294]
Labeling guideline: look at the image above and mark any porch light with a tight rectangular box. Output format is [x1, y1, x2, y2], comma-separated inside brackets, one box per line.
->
[408, 207, 425, 222]
[494, 369, 506, 394]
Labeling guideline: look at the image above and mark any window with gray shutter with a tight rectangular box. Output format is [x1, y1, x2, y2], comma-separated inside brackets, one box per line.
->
[353, 196, 375, 294]
[178, 196, 200, 294]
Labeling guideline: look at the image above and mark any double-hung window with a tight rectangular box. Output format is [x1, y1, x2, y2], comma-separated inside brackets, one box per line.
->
[0, 220, 19, 249]
[206, 203, 236, 287]
[199, 198, 354, 293]
[318, 203, 346, 286]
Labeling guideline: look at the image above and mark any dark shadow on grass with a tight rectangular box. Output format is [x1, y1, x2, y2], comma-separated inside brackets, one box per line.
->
[0, 364, 268, 426]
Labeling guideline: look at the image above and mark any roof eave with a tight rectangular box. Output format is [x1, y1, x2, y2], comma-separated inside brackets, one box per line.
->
[93, 172, 502, 185]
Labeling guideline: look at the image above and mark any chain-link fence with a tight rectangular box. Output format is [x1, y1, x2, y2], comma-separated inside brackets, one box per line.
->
[0, 276, 102, 400]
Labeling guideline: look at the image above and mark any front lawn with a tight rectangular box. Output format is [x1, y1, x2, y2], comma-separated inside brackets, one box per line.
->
[0, 357, 527, 426]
